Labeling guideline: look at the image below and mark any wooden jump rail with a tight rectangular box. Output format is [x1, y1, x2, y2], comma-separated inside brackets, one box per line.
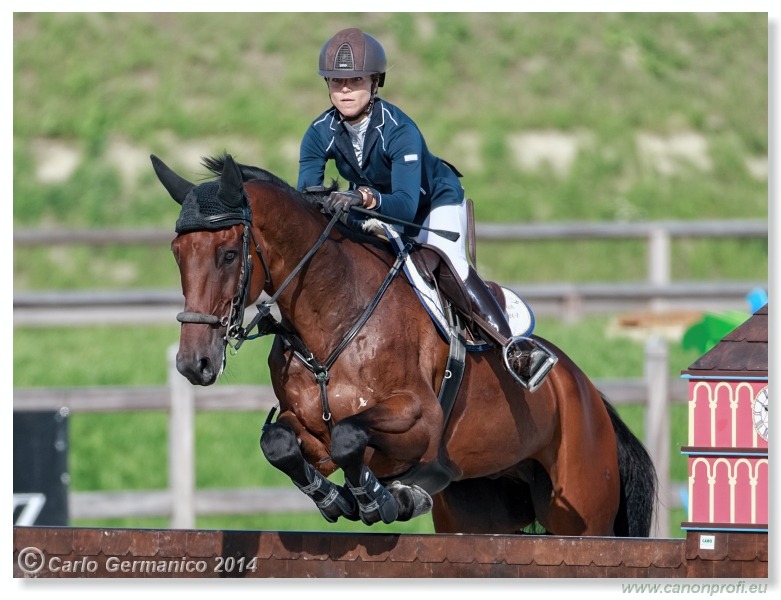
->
[13, 527, 767, 578]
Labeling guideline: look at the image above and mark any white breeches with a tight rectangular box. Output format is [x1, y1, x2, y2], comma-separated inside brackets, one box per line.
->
[416, 200, 470, 281]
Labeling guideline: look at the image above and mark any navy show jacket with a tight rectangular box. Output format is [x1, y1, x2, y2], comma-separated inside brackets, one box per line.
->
[297, 99, 464, 232]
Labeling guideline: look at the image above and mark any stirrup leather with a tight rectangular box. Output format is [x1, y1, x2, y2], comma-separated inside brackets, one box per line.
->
[503, 336, 558, 392]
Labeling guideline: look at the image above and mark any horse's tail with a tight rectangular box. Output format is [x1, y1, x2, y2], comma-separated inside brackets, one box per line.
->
[601, 393, 658, 537]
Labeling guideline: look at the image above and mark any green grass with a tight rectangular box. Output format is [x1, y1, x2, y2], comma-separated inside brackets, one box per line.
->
[13, 13, 768, 291]
[14, 14, 767, 232]
[12, 13, 767, 541]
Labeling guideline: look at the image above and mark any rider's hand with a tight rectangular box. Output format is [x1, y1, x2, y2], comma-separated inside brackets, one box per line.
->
[322, 190, 364, 214]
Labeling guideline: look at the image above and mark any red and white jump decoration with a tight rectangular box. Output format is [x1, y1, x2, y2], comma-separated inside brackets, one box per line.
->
[681, 304, 768, 532]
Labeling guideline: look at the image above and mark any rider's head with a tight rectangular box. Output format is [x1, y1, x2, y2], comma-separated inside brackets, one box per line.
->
[318, 28, 386, 122]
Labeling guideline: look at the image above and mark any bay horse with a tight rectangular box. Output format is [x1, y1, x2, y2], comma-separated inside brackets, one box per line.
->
[152, 153, 657, 536]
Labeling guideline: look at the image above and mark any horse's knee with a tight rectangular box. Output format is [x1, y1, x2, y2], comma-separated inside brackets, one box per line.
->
[259, 423, 300, 471]
[330, 420, 369, 468]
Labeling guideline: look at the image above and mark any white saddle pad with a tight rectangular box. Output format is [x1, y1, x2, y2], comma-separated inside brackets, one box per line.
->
[382, 225, 534, 349]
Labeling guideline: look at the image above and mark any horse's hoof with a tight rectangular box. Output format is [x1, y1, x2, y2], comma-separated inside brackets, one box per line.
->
[388, 481, 433, 519]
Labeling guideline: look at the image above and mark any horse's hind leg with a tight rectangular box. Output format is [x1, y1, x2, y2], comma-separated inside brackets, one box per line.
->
[259, 421, 359, 522]
[432, 476, 537, 534]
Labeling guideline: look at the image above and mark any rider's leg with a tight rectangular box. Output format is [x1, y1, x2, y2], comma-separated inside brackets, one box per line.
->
[419, 200, 555, 391]
[463, 268, 556, 390]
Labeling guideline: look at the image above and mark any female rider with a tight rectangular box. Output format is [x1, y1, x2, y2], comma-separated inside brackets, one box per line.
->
[297, 27, 555, 391]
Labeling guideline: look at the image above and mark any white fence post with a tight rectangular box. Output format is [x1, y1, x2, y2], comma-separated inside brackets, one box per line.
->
[645, 337, 670, 538]
[167, 344, 195, 529]
[648, 228, 671, 312]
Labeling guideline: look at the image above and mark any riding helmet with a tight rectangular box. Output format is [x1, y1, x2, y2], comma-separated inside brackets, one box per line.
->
[318, 28, 387, 87]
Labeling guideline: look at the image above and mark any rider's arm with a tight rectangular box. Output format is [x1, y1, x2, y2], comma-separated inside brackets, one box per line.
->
[297, 124, 329, 191]
[367, 121, 423, 223]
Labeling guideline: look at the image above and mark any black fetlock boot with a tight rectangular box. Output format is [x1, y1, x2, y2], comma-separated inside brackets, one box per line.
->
[346, 466, 399, 525]
[295, 462, 359, 523]
[464, 268, 557, 391]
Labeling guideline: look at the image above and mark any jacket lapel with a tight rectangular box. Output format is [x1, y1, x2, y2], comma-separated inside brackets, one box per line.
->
[333, 124, 361, 173]
[332, 102, 384, 182]
[361, 103, 383, 164]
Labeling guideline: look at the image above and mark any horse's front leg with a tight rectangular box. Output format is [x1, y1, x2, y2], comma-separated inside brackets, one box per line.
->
[259, 420, 359, 522]
[330, 393, 435, 525]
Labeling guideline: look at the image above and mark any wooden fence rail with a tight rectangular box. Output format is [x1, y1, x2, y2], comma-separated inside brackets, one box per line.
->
[14, 341, 687, 536]
[13, 219, 767, 324]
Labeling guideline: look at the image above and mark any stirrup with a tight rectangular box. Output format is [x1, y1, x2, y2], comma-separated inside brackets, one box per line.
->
[503, 336, 558, 393]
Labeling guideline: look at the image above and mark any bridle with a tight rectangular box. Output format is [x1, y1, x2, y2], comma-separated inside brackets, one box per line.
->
[175, 200, 264, 345]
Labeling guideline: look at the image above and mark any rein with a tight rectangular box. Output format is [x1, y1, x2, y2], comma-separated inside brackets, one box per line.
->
[230, 209, 342, 351]
[268, 238, 411, 428]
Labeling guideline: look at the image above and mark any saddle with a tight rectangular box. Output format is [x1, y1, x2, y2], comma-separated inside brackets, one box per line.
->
[378, 223, 534, 350]
[306, 188, 535, 348]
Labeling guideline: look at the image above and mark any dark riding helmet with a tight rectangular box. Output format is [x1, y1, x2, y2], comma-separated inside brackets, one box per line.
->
[318, 28, 387, 87]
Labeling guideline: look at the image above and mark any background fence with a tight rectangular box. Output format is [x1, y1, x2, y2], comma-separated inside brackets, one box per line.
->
[13, 219, 767, 326]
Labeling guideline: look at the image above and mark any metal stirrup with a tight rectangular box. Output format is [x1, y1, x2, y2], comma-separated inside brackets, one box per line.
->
[503, 336, 558, 393]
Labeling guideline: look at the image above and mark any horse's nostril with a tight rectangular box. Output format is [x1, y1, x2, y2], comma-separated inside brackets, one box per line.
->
[198, 357, 212, 376]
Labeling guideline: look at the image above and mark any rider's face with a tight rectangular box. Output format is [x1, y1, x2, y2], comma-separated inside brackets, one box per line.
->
[327, 76, 373, 122]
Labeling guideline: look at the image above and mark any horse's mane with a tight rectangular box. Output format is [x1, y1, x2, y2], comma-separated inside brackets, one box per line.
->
[201, 153, 390, 250]
[200, 153, 337, 205]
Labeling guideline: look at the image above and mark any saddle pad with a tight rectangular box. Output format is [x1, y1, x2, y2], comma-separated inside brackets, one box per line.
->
[381, 225, 534, 348]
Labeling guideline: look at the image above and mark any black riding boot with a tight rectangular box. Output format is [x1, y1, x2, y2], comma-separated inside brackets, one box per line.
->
[464, 268, 556, 391]
[464, 268, 513, 339]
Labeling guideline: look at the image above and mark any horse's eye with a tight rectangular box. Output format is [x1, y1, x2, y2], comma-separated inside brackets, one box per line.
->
[223, 250, 238, 264]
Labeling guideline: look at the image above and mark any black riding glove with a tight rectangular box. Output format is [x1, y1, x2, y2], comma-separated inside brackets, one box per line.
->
[322, 190, 364, 214]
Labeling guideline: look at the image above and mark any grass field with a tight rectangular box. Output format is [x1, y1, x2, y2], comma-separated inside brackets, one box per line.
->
[12, 13, 767, 539]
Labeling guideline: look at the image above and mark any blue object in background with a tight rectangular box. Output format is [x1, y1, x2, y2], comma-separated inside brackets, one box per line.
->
[747, 288, 768, 313]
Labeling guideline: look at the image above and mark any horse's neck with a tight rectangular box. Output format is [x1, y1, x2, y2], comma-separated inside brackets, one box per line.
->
[251, 189, 371, 345]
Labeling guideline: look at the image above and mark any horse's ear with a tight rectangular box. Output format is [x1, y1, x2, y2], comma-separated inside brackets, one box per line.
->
[150, 155, 194, 205]
[218, 154, 245, 208]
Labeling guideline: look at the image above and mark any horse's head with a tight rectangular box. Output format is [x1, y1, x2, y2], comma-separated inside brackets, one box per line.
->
[151, 153, 252, 385]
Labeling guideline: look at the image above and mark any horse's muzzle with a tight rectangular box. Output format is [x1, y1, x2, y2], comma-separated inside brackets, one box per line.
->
[176, 350, 223, 386]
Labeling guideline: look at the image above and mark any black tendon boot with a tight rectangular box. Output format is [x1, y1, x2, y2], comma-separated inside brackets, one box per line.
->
[464, 268, 557, 391]
[295, 462, 359, 522]
[346, 466, 399, 525]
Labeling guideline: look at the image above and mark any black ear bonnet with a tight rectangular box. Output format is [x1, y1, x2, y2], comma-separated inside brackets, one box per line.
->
[175, 181, 248, 234]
